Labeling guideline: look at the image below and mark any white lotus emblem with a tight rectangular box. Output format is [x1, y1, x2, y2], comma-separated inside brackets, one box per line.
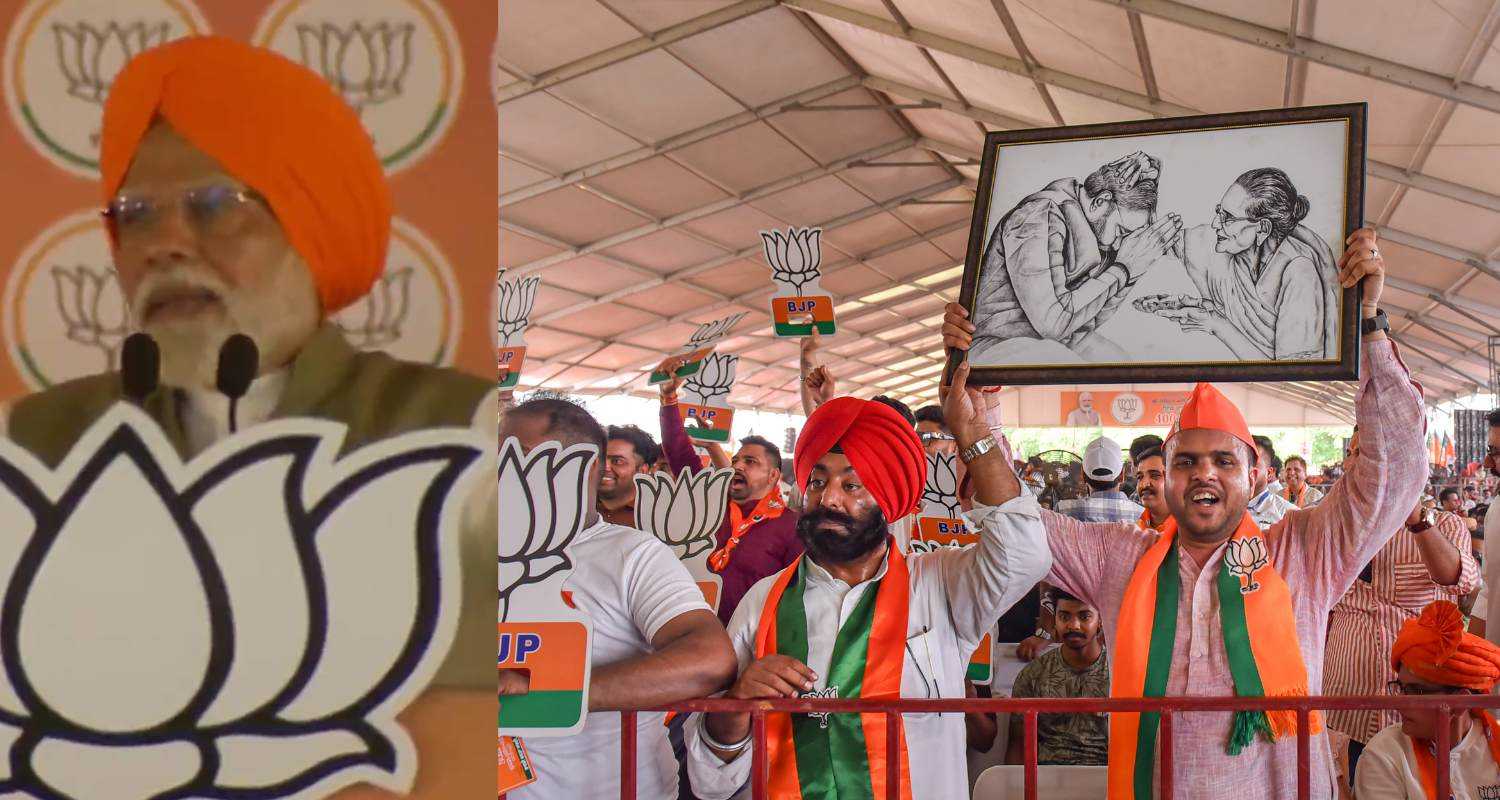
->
[0, 407, 482, 799]
[50, 264, 128, 369]
[335, 266, 413, 350]
[496, 276, 539, 347]
[634, 468, 732, 560]
[52, 21, 170, 105]
[295, 21, 414, 115]
[761, 227, 823, 296]
[920, 452, 962, 518]
[1224, 536, 1269, 594]
[498, 438, 593, 621]
[682, 353, 737, 408]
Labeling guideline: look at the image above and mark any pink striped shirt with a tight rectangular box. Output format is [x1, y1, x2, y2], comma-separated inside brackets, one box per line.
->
[1324, 511, 1479, 742]
[1041, 340, 1428, 799]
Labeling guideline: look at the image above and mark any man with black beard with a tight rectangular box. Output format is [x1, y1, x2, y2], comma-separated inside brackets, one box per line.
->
[685, 377, 1050, 800]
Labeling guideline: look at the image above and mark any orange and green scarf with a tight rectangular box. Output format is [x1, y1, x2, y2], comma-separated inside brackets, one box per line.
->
[709, 485, 785, 573]
[1413, 710, 1500, 799]
[1109, 512, 1320, 799]
[752, 540, 913, 800]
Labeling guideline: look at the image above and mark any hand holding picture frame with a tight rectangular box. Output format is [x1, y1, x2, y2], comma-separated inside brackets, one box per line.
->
[951, 104, 1366, 386]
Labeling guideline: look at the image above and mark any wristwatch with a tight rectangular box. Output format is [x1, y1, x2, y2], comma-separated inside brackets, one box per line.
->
[1033, 627, 1053, 641]
[1408, 507, 1436, 534]
[960, 435, 998, 464]
[1361, 308, 1389, 337]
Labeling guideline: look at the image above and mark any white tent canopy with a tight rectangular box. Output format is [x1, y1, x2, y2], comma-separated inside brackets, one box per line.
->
[498, 0, 1500, 419]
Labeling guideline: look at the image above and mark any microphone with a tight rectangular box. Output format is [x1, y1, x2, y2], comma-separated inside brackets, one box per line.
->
[215, 334, 258, 434]
[120, 333, 159, 406]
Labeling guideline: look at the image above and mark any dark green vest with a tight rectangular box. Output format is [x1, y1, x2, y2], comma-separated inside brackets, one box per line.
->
[8, 325, 496, 689]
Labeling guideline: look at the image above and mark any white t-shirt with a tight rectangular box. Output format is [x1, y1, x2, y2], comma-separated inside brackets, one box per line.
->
[1355, 720, 1500, 799]
[513, 519, 711, 800]
[1482, 508, 1500, 651]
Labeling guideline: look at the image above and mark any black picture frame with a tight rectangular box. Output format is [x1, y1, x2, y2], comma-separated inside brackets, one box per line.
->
[951, 103, 1367, 387]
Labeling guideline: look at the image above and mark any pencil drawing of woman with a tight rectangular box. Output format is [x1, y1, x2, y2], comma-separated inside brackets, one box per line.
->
[1161, 167, 1340, 360]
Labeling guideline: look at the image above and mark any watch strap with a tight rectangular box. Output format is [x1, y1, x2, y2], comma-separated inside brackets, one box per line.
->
[1408, 520, 1435, 534]
[960, 435, 998, 464]
[1361, 308, 1389, 336]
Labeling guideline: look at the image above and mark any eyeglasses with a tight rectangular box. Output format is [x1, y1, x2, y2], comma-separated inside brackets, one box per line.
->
[1386, 679, 1472, 697]
[1213, 205, 1254, 226]
[919, 432, 957, 443]
[103, 184, 269, 240]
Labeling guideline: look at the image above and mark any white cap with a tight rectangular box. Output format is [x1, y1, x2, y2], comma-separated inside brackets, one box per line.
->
[1083, 436, 1124, 481]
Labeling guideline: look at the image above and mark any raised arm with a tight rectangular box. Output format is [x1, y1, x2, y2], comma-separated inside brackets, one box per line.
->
[799, 329, 836, 416]
[1298, 229, 1428, 600]
[931, 359, 1052, 643]
[657, 356, 705, 476]
[943, 302, 1140, 613]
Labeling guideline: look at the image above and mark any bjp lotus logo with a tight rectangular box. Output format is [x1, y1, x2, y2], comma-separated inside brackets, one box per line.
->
[335, 265, 412, 350]
[52, 21, 170, 106]
[498, 438, 593, 622]
[761, 226, 823, 296]
[496, 275, 540, 346]
[50, 263, 129, 370]
[682, 353, 737, 409]
[0, 405, 483, 799]
[920, 452, 962, 518]
[295, 21, 413, 116]
[331, 218, 458, 367]
[635, 468, 732, 561]
[4, 1, 209, 176]
[1224, 536, 1269, 594]
[255, 0, 461, 173]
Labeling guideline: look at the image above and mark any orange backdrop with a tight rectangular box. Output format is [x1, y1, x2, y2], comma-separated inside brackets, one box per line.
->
[0, 0, 497, 402]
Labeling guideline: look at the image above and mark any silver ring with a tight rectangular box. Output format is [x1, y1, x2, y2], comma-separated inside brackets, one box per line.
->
[1371, 248, 1380, 259]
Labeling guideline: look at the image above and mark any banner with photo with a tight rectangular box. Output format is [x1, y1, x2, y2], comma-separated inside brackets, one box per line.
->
[1058, 390, 1190, 428]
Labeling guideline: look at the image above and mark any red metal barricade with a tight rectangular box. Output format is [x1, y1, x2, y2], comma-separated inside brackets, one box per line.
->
[615, 693, 1500, 800]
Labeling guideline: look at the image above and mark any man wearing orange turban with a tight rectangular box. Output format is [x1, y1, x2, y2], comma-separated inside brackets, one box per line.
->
[688, 371, 1051, 800]
[0, 37, 496, 799]
[1355, 601, 1500, 799]
[942, 225, 1429, 799]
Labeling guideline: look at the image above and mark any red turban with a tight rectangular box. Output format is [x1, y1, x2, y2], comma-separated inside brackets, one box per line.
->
[100, 36, 392, 314]
[795, 397, 925, 521]
[1167, 382, 1254, 455]
[1391, 601, 1500, 692]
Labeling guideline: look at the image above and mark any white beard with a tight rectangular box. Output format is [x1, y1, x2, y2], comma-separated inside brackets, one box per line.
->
[129, 251, 320, 391]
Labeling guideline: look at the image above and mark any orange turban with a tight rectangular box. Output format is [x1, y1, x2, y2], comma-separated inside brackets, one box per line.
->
[1167, 382, 1254, 456]
[100, 36, 391, 314]
[1391, 601, 1500, 691]
[795, 397, 925, 521]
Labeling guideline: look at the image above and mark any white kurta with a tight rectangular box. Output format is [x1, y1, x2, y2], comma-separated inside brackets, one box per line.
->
[685, 495, 1052, 800]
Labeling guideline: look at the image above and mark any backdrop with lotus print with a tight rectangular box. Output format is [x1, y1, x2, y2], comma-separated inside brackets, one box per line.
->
[0, 0, 497, 400]
[0, 2, 499, 799]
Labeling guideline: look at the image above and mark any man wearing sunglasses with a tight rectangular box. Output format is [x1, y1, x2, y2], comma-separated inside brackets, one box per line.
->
[1, 37, 497, 796]
[1355, 601, 1500, 799]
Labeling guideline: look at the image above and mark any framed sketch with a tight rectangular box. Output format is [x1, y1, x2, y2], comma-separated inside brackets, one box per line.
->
[953, 104, 1366, 386]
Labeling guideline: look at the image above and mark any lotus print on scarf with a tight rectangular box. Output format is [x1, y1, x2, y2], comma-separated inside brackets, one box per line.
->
[0, 405, 484, 800]
[1224, 535, 1270, 594]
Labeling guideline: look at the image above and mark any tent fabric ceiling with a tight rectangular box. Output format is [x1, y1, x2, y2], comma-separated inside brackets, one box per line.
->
[498, 0, 1500, 418]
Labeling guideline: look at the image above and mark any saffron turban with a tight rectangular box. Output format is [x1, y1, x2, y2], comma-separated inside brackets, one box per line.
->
[795, 397, 925, 521]
[1391, 601, 1500, 692]
[100, 36, 392, 314]
[1166, 382, 1255, 456]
